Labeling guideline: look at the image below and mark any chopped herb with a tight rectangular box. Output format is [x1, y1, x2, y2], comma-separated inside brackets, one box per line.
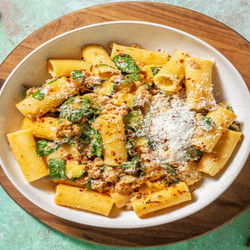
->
[164, 164, 181, 185]
[126, 73, 140, 81]
[49, 158, 66, 180]
[113, 54, 140, 74]
[90, 128, 103, 157]
[72, 70, 84, 80]
[151, 66, 161, 76]
[32, 88, 45, 100]
[184, 147, 204, 161]
[36, 140, 59, 156]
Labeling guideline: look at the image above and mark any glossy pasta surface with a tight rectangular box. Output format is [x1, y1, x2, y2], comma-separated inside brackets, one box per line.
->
[7, 43, 242, 218]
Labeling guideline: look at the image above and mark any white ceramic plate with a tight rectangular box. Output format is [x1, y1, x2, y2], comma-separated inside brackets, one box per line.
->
[0, 21, 249, 229]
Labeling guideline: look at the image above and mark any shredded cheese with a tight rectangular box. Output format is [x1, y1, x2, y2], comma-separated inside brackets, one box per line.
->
[142, 94, 196, 165]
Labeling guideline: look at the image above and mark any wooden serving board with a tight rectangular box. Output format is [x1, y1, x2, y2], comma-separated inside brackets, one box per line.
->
[0, 2, 249, 247]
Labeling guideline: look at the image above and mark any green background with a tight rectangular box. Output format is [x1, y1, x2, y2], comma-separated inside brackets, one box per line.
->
[0, 0, 249, 249]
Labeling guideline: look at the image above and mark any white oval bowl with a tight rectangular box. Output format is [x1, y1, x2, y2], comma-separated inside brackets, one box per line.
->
[0, 21, 249, 229]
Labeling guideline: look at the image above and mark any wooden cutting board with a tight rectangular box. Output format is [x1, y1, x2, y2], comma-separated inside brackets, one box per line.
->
[0, 2, 249, 247]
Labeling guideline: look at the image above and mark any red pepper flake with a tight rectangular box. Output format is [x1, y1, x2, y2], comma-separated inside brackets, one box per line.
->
[82, 118, 86, 123]
[90, 65, 93, 71]
[111, 151, 116, 156]
[79, 189, 83, 192]
[186, 77, 191, 80]
[180, 59, 184, 63]
[191, 80, 195, 83]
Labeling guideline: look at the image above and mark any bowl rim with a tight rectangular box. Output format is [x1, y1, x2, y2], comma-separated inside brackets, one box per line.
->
[0, 20, 250, 229]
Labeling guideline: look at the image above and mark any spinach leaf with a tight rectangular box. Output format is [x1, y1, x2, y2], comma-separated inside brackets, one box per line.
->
[23, 85, 32, 98]
[229, 121, 240, 131]
[227, 106, 234, 113]
[60, 96, 101, 123]
[184, 147, 204, 161]
[124, 110, 143, 131]
[113, 54, 140, 74]
[86, 179, 92, 190]
[126, 139, 133, 156]
[32, 88, 45, 100]
[47, 79, 57, 84]
[81, 124, 92, 144]
[151, 66, 161, 76]
[36, 140, 59, 156]
[118, 157, 141, 175]
[49, 158, 66, 180]
[71, 70, 84, 80]
[90, 128, 103, 157]
[126, 73, 140, 81]
[165, 164, 181, 185]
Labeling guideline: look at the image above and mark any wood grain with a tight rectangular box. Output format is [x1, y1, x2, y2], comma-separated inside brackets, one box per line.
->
[0, 2, 249, 247]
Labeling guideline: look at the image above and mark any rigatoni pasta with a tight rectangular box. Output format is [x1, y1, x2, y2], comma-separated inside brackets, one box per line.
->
[7, 42, 242, 218]
[154, 50, 189, 92]
[111, 43, 169, 66]
[197, 129, 242, 176]
[7, 129, 48, 182]
[185, 58, 214, 110]
[82, 44, 120, 78]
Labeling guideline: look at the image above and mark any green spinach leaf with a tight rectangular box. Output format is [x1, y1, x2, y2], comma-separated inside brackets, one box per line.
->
[113, 54, 140, 74]
[36, 140, 59, 156]
[49, 158, 66, 180]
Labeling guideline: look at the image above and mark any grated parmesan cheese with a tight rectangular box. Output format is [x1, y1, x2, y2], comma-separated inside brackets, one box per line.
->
[142, 94, 196, 166]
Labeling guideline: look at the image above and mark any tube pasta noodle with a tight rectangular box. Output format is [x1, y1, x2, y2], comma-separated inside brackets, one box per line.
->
[185, 58, 214, 110]
[16, 77, 78, 119]
[111, 43, 169, 66]
[21, 117, 59, 140]
[154, 50, 189, 92]
[93, 114, 127, 166]
[132, 182, 191, 217]
[7, 129, 48, 182]
[8, 42, 243, 218]
[55, 184, 114, 216]
[48, 59, 91, 78]
[192, 106, 236, 152]
[82, 44, 120, 78]
[110, 192, 131, 208]
[197, 130, 242, 176]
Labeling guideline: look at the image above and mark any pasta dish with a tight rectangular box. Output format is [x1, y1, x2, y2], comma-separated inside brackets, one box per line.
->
[7, 43, 242, 217]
